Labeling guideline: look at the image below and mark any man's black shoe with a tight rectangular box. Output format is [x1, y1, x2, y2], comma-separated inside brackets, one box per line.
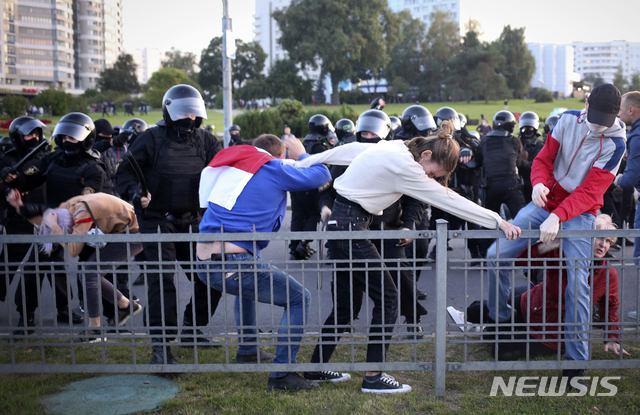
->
[563, 369, 588, 390]
[57, 309, 84, 325]
[150, 345, 178, 365]
[267, 373, 319, 391]
[14, 313, 35, 335]
[236, 349, 275, 364]
[416, 290, 427, 301]
[180, 329, 222, 349]
[133, 274, 145, 286]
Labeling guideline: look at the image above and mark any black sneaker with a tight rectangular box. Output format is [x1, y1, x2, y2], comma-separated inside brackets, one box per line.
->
[563, 369, 588, 390]
[78, 329, 106, 343]
[267, 373, 319, 391]
[180, 329, 222, 349]
[304, 371, 351, 383]
[78, 299, 85, 313]
[116, 302, 142, 326]
[416, 290, 427, 300]
[236, 349, 276, 364]
[361, 373, 412, 394]
[14, 313, 36, 336]
[57, 309, 84, 325]
[133, 274, 145, 286]
[402, 319, 425, 340]
[150, 344, 178, 365]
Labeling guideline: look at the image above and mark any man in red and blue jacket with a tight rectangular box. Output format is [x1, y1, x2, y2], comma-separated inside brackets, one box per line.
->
[485, 84, 626, 383]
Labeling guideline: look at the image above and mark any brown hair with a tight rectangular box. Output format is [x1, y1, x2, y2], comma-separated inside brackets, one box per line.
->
[404, 120, 460, 181]
[622, 91, 640, 108]
[254, 134, 285, 157]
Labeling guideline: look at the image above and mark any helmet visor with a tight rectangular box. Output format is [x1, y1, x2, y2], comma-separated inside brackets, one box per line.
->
[18, 119, 51, 137]
[52, 122, 92, 142]
[165, 97, 207, 121]
[412, 115, 437, 134]
[356, 116, 390, 140]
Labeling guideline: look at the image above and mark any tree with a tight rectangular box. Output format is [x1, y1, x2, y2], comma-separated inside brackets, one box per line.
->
[494, 25, 535, 99]
[628, 71, 640, 92]
[613, 64, 627, 93]
[582, 73, 605, 88]
[144, 68, 202, 108]
[467, 43, 511, 104]
[235, 79, 268, 101]
[2, 95, 29, 118]
[382, 10, 426, 92]
[421, 9, 460, 100]
[273, 0, 401, 105]
[96, 53, 140, 94]
[265, 59, 313, 102]
[162, 47, 198, 80]
[446, 28, 484, 102]
[388, 76, 409, 101]
[32, 87, 74, 116]
[198, 37, 267, 96]
[535, 88, 554, 103]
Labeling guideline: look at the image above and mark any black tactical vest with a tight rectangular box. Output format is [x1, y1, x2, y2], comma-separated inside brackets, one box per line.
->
[144, 126, 206, 214]
[481, 130, 520, 185]
[45, 151, 103, 206]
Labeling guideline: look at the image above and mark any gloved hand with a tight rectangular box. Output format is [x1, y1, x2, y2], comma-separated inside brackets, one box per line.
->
[539, 213, 560, 243]
[459, 148, 472, 164]
[1, 166, 17, 183]
[532, 183, 549, 208]
[112, 131, 130, 147]
[370, 97, 385, 110]
[132, 190, 151, 210]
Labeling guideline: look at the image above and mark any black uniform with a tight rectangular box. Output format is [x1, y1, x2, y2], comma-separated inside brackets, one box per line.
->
[516, 132, 544, 205]
[288, 133, 332, 258]
[115, 122, 223, 339]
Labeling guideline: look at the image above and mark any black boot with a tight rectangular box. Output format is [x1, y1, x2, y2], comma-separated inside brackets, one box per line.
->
[180, 313, 221, 349]
[563, 369, 588, 390]
[150, 341, 178, 365]
[14, 312, 35, 336]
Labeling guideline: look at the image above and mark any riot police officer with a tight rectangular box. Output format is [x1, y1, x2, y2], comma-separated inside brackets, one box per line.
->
[543, 115, 559, 140]
[389, 116, 401, 132]
[228, 125, 247, 146]
[335, 118, 356, 145]
[393, 105, 437, 140]
[115, 84, 223, 365]
[516, 111, 544, 204]
[289, 114, 334, 259]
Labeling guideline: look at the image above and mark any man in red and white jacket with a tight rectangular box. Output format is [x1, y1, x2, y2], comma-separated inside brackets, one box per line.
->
[485, 84, 626, 383]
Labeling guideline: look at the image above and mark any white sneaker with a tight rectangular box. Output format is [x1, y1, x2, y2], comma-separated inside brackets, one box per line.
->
[447, 306, 484, 332]
[361, 373, 412, 394]
[629, 311, 637, 320]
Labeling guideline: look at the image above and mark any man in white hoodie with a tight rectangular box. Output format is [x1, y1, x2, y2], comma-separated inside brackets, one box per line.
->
[485, 83, 626, 385]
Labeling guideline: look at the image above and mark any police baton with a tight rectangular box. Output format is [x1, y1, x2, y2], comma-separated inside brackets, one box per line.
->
[126, 153, 148, 197]
[14, 139, 49, 171]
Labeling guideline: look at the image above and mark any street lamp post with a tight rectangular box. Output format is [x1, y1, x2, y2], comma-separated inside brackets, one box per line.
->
[222, 0, 234, 148]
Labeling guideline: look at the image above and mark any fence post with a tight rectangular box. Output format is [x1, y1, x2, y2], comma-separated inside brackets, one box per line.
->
[434, 219, 448, 398]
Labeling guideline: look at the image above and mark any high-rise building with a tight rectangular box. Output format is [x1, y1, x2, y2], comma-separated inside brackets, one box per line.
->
[1, 0, 77, 96]
[0, 0, 123, 97]
[387, 0, 471, 35]
[528, 43, 579, 99]
[127, 47, 162, 85]
[572, 41, 640, 85]
[72, 0, 123, 90]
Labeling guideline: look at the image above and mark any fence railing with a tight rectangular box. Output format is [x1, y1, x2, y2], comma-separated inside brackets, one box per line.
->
[1, 221, 638, 397]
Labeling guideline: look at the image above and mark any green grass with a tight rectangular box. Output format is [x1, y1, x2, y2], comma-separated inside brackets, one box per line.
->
[1, 334, 638, 414]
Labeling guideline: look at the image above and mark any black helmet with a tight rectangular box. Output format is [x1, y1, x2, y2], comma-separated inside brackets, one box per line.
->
[162, 84, 207, 126]
[122, 118, 148, 135]
[229, 125, 241, 133]
[544, 115, 559, 136]
[493, 110, 516, 133]
[389, 116, 401, 131]
[401, 105, 437, 137]
[335, 118, 355, 140]
[434, 107, 461, 131]
[458, 113, 467, 129]
[519, 111, 540, 131]
[0, 136, 13, 153]
[309, 114, 334, 136]
[9, 116, 50, 153]
[52, 112, 96, 151]
[356, 109, 392, 142]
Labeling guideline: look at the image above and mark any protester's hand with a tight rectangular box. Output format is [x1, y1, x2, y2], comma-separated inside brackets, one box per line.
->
[133, 190, 151, 210]
[537, 238, 561, 255]
[532, 183, 549, 208]
[613, 173, 623, 187]
[320, 206, 331, 222]
[284, 136, 305, 160]
[604, 341, 630, 356]
[539, 213, 560, 243]
[499, 221, 521, 240]
[43, 210, 58, 229]
[397, 227, 413, 246]
[6, 189, 23, 211]
[1, 166, 17, 183]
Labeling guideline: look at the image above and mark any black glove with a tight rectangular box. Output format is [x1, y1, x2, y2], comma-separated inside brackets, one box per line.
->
[370, 97, 385, 111]
[459, 148, 472, 159]
[112, 131, 130, 147]
[131, 190, 147, 211]
[0, 166, 17, 182]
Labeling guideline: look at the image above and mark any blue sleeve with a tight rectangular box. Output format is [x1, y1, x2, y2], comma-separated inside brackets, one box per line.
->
[618, 134, 640, 189]
[276, 156, 331, 192]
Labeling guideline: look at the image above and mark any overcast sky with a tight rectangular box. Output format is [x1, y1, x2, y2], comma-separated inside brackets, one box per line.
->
[123, 0, 640, 57]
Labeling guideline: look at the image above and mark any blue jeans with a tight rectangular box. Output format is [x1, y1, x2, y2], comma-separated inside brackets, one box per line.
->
[486, 202, 594, 361]
[197, 253, 310, 378]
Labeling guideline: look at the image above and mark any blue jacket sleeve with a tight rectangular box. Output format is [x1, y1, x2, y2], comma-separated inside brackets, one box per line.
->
[278, 154, 331, 192]
[618, 133, 640, 189]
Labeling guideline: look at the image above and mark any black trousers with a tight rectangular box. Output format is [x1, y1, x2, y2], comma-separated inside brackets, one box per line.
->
[404, 209, 429, 280]
[477, 180, 526, 257]
[140, 213, 222, 338]
[311, 200, 398, 364]
[288, 189, 320, 253]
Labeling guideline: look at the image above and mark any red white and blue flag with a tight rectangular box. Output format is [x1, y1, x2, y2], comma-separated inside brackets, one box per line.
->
[199, 145, 274, 210]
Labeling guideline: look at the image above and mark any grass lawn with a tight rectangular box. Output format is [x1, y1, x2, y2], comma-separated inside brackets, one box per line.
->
[1, 334, 638, 414]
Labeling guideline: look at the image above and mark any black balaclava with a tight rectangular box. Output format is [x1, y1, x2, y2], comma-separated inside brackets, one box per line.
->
[174, 118, 196, 140]
[62, 141, 83, 157]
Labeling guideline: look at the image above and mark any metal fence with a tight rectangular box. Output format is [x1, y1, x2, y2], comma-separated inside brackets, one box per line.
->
[1, 221, 639, 397]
